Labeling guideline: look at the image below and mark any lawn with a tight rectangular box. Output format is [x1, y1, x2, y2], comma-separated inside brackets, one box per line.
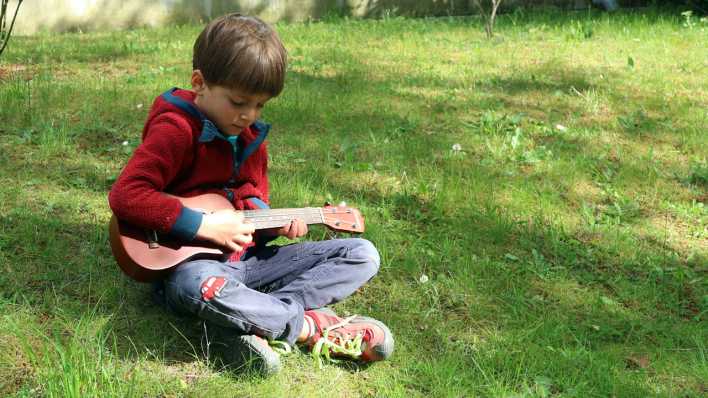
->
[0, 8, 706, 397]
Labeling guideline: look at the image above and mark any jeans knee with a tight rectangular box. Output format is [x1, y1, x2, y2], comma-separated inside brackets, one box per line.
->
[350, 238, 380, 278]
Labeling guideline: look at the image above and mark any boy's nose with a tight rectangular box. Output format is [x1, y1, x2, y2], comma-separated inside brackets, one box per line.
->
[238, 108, 257, 123]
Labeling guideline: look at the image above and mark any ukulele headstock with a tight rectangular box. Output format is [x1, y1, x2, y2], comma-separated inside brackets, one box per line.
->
[321, 202, 365, 233]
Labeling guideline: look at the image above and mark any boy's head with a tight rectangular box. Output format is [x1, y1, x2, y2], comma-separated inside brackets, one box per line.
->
[190, 14, 287, 136]
[193, 14, 287, 96]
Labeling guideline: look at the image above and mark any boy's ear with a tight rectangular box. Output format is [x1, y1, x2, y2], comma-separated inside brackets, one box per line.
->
[191, 70, 206, 93]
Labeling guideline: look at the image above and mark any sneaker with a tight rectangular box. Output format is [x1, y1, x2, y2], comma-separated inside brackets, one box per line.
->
[303, 308, 394, 366]
[206, 326, 282, 376]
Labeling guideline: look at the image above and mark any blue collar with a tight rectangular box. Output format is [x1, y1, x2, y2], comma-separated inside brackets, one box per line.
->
[160, 87, 271, 179]
[160, 87, 270, 145]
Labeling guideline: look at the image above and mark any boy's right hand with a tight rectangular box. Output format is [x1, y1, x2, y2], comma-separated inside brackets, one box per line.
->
[195, 209, 255, 252]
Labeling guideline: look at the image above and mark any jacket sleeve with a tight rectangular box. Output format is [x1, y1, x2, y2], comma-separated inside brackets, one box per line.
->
[108, 115, 202, 240]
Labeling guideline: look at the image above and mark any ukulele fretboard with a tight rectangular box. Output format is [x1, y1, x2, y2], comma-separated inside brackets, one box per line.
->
[243, 208, 325, 230]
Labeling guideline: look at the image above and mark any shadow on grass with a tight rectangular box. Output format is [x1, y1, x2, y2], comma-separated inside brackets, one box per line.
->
[280, 50, 704, 360]
[0, 17, 704, 392]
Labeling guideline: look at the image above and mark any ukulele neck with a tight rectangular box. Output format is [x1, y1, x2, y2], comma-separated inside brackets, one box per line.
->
[243, 208, 324, 230]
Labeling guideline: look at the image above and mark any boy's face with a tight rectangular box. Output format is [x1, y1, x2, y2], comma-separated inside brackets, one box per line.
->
[191, 70, 272, 136]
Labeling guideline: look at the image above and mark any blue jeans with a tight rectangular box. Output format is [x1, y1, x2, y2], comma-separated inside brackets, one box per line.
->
[163, 238, 380, 345]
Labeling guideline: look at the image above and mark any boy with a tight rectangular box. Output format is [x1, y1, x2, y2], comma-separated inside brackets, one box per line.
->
[108, 14, 393, 374]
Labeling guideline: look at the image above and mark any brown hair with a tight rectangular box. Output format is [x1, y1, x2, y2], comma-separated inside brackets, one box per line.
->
[193, 14, 287, 97]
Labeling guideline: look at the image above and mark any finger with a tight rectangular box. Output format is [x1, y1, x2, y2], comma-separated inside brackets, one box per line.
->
[242, 220, 256, 232]
[234, 233, 253, 244]
[282, 220, 292, 232]
[296, 219, 307, 236]
[287, 220, 297, 239]
[224, 240, 242, 253]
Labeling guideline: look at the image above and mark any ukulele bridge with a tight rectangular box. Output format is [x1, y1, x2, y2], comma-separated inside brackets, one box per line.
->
[146, 230, 160, 249]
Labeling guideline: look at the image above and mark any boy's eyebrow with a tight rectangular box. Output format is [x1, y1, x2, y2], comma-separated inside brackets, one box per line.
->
[229, 94, 270, 104]
[227, 92, 246, 100]
[228, 93, 259, 102]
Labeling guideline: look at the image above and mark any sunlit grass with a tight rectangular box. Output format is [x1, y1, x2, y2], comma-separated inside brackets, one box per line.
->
[0, 8, 706, 397]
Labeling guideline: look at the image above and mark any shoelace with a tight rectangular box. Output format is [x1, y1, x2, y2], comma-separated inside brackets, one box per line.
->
[310, 315, 363, 368]
[267, 339, 292, 355]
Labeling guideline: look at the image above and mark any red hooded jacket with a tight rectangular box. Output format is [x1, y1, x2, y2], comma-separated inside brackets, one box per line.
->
[108, 88, 270, 251]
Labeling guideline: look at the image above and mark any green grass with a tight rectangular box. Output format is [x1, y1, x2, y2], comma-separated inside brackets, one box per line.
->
[1, 8, 706, 397]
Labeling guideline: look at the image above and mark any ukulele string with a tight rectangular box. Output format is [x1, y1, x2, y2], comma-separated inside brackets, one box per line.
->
[244, 209, 324, 230]
[243, 208, 357, 230]
[243, 209, 323, 219]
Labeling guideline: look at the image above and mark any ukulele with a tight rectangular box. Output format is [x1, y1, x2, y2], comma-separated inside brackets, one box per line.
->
[109, 193, 364, 282]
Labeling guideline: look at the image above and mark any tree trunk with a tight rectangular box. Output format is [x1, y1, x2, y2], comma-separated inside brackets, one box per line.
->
[474, 0, 503, 39]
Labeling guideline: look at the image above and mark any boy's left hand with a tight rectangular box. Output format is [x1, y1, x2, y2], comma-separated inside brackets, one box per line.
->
[276, 218, 308, 239]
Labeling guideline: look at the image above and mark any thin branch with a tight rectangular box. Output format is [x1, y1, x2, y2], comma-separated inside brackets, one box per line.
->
[489, 0, 502, 37]
[1, 1, 9, 39]
[473, 0, 503, 39]
[0, 0, 23, 59]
